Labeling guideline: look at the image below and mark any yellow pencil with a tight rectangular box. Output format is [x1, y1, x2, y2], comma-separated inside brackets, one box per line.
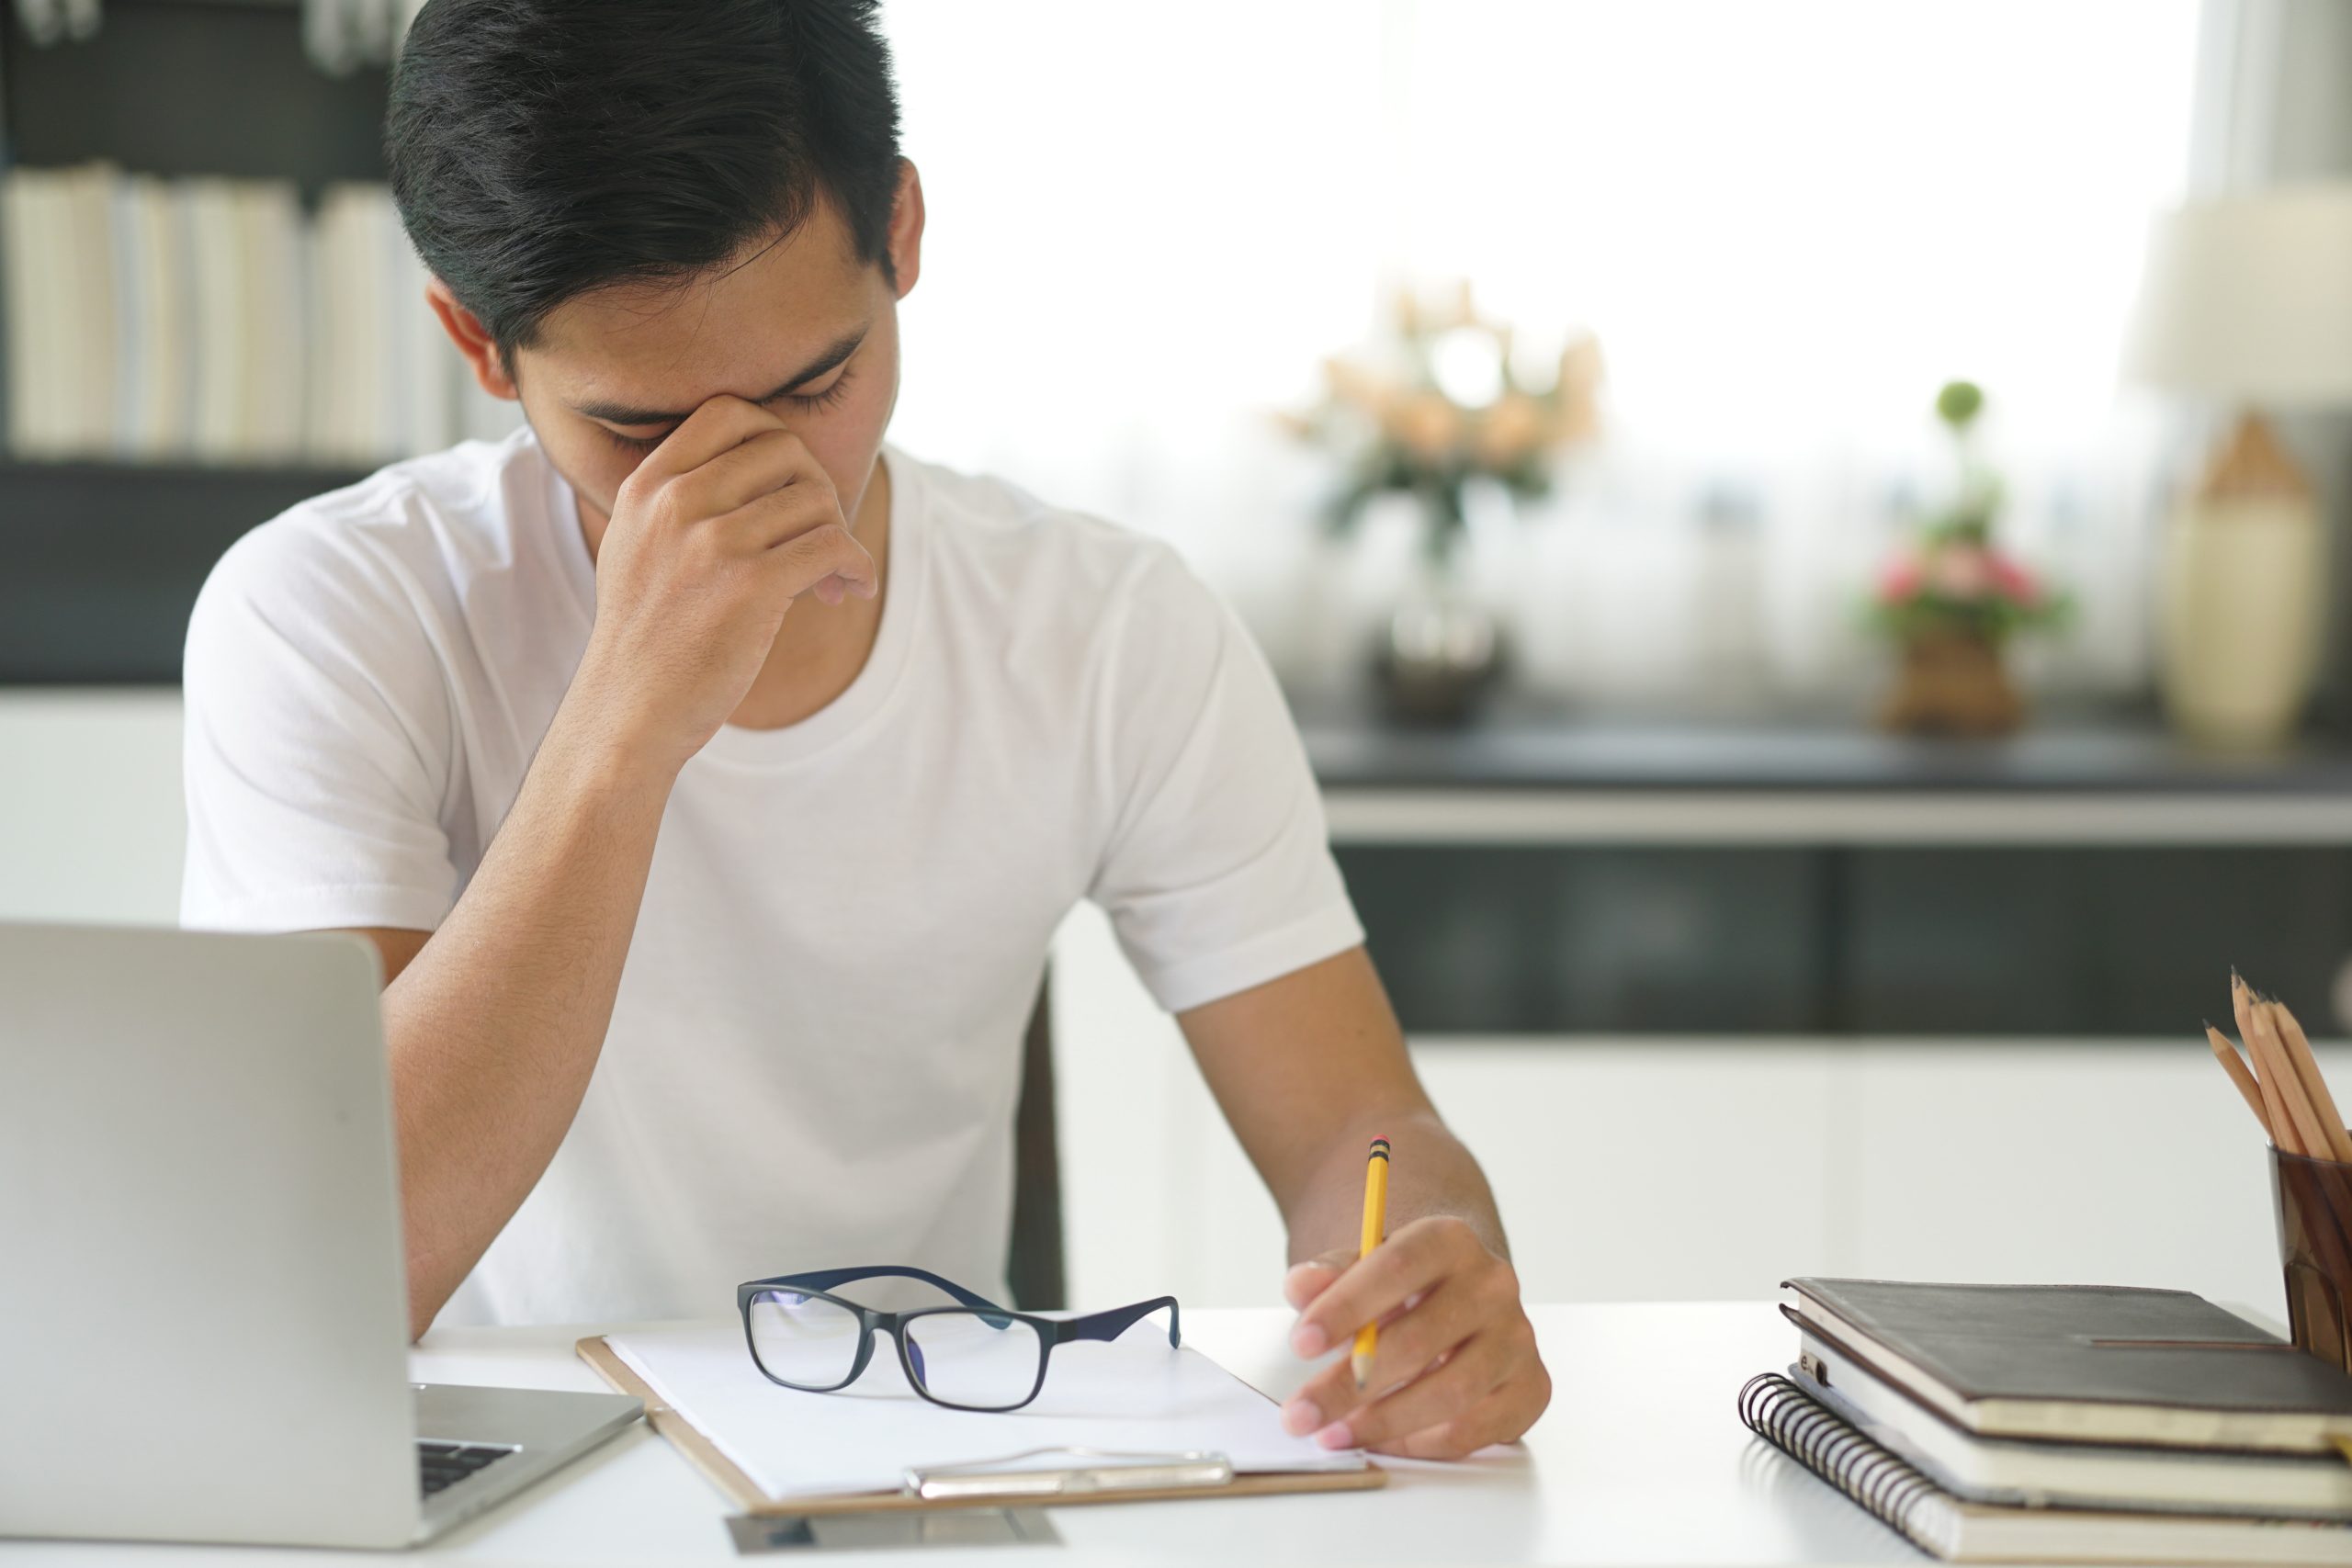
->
[1353, 1136, 1390, 1390]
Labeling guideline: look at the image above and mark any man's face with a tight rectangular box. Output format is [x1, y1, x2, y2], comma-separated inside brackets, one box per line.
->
[509, 187, 910, 540]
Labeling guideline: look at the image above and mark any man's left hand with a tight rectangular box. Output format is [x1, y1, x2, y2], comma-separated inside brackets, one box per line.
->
[1278, 1214, 1551, 1459]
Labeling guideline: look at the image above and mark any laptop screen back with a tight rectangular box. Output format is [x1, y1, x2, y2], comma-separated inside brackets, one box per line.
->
[0, 923, 420, 1547]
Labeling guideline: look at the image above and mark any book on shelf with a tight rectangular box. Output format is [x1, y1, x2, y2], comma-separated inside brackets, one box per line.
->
[115, 174, 195, 458]
[0, 162, 489, 470]
[185, 176, 247, 461]
[62, 165, 116, 456]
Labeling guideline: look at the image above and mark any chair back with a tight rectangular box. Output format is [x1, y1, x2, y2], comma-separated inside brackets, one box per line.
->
[1006, 976, 1066, 1310]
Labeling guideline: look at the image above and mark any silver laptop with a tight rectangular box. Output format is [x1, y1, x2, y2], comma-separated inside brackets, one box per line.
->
[0, 921, 642, 1548]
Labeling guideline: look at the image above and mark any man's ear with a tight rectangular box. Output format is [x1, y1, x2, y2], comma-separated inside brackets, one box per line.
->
[424, 277, 519, 400]
[886, 158, 925, 302]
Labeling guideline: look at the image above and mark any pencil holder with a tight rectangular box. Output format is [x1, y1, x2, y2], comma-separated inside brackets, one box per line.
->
[2271, 1143, 2352, 1371]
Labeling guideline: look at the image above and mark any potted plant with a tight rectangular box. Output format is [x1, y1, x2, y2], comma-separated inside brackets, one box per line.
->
[1284, 284, 1602, 724]
[1871, 381, 2068, 736]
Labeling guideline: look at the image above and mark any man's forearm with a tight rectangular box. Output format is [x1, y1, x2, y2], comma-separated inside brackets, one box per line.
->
[381, 708, 674, 1338]
[1185, 951, 1544, 1454]
[1283, 1107, 1510, 1267]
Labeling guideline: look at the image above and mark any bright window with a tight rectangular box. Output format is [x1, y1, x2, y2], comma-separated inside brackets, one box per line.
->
[882, 1, 2202, 700]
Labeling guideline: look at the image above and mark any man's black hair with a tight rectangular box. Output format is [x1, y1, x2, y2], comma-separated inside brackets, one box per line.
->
[387, 0, 902, 358]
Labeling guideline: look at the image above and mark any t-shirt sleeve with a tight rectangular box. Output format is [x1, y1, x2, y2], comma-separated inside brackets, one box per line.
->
[1085, 547, 1363, 1013]
[179, 514, 461, 935]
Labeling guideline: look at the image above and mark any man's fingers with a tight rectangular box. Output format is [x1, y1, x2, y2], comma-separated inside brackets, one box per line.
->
[1347, 1269, 1499, 1397]
[1291, 1216, 1483, 1359]
[1278, 1218, 1548, 1464]
[767, 522, 878, 601]
[1283, 1256, 1348, 1311]
[1373, 1362, 1551, 1461]
[1282, 1266, 1328, 1312]
[1281, 1285, 1456, 1434]
[1300, 1274, 1482, 1428]
[617, 395, 786, 495]
[1329, 1329, 1511, 1451]
[667, 427, 831, 525]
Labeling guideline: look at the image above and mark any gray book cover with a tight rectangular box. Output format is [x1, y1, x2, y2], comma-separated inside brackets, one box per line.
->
[1789, 1278, 2352, 1416]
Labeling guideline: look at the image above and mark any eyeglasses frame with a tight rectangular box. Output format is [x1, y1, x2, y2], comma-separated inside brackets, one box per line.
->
[735, 1264, 1182, 1413]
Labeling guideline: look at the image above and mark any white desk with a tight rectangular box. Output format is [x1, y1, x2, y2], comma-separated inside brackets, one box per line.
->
[0, 1303, 1917, 1567]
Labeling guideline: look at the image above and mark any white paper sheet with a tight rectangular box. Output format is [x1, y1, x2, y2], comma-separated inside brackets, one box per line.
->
[605, 1316, 1364, 1502]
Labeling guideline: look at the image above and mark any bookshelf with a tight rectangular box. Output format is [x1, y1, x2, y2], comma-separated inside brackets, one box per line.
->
[2, 0, 390, 682]
[2, 0, 388, 192]
[0, 458, 368, 681]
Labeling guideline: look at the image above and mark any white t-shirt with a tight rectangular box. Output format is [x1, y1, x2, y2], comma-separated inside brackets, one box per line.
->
[180, 428, 1363, 1326]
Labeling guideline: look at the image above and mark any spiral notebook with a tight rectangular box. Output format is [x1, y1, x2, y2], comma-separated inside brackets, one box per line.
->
[1741, 1372, 2352, 1565]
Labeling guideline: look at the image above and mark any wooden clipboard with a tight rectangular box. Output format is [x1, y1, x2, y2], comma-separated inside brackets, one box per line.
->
[577, 1336, 1386, 1517]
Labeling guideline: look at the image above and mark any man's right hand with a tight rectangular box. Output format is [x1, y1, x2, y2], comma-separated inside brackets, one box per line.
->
[566, 395, 879, 770]
[368, 399, 877, 1336]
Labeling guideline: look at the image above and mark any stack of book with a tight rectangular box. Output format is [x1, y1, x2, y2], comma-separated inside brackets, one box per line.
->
[0, 162, 517, 467]
[1746, 1278, 2352, 1564]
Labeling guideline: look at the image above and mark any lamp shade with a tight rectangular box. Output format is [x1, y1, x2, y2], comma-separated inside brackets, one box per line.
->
[2124, 184, 2352, 405]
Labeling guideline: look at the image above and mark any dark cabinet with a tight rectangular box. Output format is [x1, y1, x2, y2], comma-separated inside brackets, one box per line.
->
[1339, 843, 2352, 1037]
[1844, 848, 2352, 1036]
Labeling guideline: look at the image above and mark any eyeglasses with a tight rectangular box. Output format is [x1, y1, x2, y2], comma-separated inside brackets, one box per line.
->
[736, 1265, 1181, 1413]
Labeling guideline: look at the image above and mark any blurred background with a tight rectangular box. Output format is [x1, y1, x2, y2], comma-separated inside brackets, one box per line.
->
[6, 0, 2352, 1319]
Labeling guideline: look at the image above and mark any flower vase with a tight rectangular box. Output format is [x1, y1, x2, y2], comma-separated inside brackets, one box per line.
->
[1878, 631, 2023, 737]
[1374, 531, 1505, 726]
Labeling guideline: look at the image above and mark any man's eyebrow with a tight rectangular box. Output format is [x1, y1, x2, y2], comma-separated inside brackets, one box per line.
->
[571, 324, 871, 426]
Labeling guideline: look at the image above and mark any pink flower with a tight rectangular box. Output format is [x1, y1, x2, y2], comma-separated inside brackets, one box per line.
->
[1988, 554, 2040, 605]
[1877, 558, 1924, 604]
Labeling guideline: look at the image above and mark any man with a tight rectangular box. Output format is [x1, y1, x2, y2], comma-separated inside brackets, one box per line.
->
[180, 0, 1549, 1461]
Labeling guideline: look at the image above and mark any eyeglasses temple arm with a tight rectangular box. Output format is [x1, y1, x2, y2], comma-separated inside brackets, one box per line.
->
[1057, 1295, 1181, 1347]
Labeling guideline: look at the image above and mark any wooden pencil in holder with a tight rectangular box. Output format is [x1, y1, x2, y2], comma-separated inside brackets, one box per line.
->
[2271, 1142, 2352, 1371]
